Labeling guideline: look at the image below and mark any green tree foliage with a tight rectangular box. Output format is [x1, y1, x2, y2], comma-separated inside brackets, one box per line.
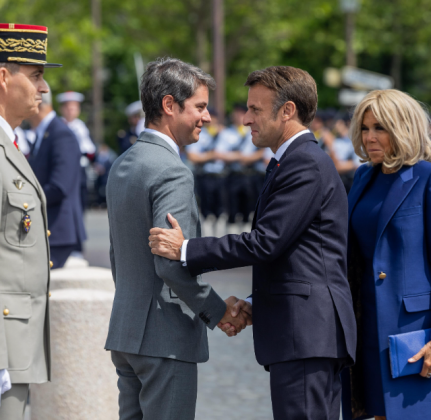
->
[1, 0, 431, 148]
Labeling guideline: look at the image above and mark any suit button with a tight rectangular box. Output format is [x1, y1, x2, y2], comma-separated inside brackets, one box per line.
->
[49, 292, 51, 298]
[50, 261, 53, 268]
[47, 230, 51, 237]
[3, 309, 9, 316]
[23, 203, 28, 209]
[379, 272, 386, 280]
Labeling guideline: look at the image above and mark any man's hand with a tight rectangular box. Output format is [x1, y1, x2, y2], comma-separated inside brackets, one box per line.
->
[149, 213, 184, 260]
[218, 296, 252, 337]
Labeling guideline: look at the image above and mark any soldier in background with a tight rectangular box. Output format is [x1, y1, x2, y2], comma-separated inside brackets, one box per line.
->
[186, 108, 225, 228]
[215, 104, 257, 232]
[28, 89, 86, 269]
[57, 91, 96, 214]
[117, 101, 145, 154]
[0, 23, 59, 420]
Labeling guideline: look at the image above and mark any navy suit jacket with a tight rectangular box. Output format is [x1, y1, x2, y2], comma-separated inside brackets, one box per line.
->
[28, 116, 86, 247]
[343, 161, 431, 420]
[187, 133, 357, 366]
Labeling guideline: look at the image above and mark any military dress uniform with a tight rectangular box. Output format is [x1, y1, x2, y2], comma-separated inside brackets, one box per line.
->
[0, 119, 52, 418]
[0, 23, 60, 419]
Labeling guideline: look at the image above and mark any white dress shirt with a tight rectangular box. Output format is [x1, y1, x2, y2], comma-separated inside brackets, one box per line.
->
[0, 115, 15, 143]
[144, 128, 180, 156]
[180, 129, 311, 276]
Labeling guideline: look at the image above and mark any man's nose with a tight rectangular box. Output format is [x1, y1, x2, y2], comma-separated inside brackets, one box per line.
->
[243, 110, 252, 126]
[40, 78, 49, 94]
[202, 109, 211, 123]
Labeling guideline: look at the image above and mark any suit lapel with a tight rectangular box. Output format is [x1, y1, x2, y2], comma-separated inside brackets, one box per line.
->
[0, 127, 42, 194]
[348, 165, 376, 221]
[375, 166, 418, 244]
[252, 133, 318, 228]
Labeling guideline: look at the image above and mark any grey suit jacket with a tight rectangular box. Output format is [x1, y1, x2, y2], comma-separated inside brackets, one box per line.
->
[0, 127, 51, 384]
[105, 132, 226, 363]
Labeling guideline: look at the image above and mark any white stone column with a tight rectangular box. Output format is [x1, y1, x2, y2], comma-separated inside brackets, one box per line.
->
[50, 267, 115, 292]
[30, 288, 118, 420]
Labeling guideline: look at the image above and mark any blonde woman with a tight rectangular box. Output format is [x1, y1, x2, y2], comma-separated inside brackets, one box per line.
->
[342, 89, 431, 420]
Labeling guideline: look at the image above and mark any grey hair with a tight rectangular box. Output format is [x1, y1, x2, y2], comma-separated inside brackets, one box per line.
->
[140, 57, 216, 126]
[0, 62, 20, 74]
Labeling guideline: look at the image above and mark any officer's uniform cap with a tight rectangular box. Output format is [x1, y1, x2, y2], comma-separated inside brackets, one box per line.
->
[0, 23, 62, 68]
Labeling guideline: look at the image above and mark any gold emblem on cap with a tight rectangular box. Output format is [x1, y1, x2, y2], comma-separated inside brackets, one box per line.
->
[9, 24, 14, 29]
[13, 176, 25, 190]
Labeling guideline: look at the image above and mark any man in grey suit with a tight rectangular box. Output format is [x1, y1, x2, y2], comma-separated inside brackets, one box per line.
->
[105, 58, 251, 420]
[0, 23, 60, 420]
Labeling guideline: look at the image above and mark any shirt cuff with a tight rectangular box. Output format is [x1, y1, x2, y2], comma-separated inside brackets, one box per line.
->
[245, 297, 252, 305]
[181, 240, 189, 266]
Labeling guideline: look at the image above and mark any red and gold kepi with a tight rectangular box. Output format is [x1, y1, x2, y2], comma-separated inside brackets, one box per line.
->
[0, 23, 62, 68]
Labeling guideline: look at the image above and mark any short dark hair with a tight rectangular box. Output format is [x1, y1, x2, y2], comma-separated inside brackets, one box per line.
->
[244, 66, 318, 126]
[0, 62, 20, 74]
[140, 58, 216, 126]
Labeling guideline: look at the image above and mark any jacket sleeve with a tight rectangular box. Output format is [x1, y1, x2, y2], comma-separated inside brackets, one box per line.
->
[187, 150, 322, 276]
[0, 156, 9, 369]
[43, 127, 81, 205]
[151, 164, 226, 329]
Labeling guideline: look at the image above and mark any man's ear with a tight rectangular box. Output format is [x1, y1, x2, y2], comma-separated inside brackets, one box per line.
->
[0, 68, 9, 93]
[161, 95, 175, 117]
[281, 101, 296, 122]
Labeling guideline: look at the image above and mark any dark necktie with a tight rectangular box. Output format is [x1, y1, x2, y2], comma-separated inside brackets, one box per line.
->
[13, 134, 19, 150]
[265, 157, 278, 181]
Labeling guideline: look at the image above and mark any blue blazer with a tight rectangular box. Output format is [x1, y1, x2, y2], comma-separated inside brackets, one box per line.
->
[28, 117, 86, 247]
[186, 133, 357, 367]
[343, 162, 431, 420]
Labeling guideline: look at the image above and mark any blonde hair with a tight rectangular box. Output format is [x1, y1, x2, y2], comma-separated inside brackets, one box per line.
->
[350, 89, 431, 172]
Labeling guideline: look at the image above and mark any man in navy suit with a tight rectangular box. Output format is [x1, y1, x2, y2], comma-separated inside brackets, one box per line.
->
[28, 88, 86, 269]
[149, 66, 357, 419]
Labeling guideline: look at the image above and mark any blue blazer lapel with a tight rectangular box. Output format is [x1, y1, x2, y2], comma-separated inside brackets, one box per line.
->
[375, 166, 419, 244]
[348, 165, 376, 222]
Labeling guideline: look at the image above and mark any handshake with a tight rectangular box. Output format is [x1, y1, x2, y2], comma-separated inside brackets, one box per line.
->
[219, 296, 252, 337]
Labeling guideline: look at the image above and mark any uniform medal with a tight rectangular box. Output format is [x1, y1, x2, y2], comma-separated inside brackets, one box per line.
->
[22, 213, 32, 233]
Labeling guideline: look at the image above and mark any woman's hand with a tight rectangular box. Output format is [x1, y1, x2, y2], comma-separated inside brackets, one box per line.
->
[408, 341, 431, 378]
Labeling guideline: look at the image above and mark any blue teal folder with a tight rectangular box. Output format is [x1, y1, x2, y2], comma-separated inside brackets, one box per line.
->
[388, 328, 431, 378]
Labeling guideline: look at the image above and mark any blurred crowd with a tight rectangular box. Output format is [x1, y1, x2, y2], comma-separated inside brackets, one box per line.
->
[20, 93, 361, 241]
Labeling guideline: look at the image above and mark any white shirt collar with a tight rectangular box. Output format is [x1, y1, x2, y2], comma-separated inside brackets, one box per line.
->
[274, 129, 310, 161]
[0, 115, 16, 143]
[144, 128, 180, 156]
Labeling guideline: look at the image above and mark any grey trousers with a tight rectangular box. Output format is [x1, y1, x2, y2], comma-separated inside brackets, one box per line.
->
[111, 351, 198, 420]
[0, 384, 29, 420]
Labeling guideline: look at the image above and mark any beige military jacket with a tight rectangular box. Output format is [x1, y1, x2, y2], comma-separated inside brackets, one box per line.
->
[0, 127, 51, 384]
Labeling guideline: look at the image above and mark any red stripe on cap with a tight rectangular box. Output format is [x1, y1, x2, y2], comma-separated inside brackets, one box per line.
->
[0, 24, 47, 32]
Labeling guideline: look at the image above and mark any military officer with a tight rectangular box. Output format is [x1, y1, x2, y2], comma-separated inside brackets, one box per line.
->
[57, 91, 96, 213]
[116, 101, 145, 154]
[0, 23, 61, 419]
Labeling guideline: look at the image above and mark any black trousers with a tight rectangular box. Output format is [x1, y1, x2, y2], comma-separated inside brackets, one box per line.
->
[270, 357, 346, 420]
